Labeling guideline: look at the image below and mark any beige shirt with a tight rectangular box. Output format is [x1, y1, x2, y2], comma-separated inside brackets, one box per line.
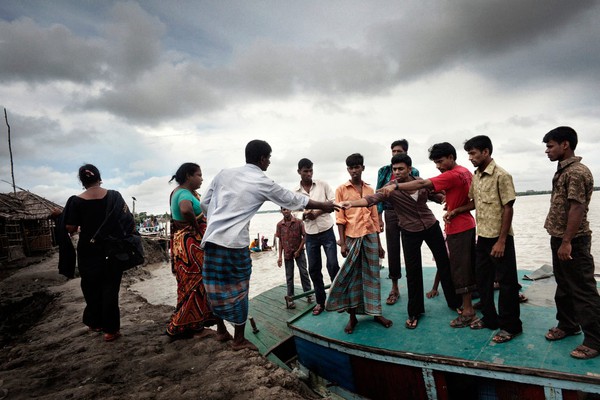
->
[294, 179, 335, 235]
[469, 160, 515, 238]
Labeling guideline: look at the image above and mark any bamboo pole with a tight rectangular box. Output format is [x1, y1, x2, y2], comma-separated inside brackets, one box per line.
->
[4, 108, 16, 195]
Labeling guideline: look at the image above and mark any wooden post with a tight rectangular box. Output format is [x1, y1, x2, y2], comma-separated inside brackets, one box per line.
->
[4, 108, 16, 195]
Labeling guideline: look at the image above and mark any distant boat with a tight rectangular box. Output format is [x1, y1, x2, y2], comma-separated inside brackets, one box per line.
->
[246, 267, 600, 399]
[138, 226, 162, 236]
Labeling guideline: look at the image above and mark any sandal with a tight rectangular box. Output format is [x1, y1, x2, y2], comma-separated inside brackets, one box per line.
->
[386, 291, 400, 305]
[312, 304, 324, 316]
[405, 316, 419, 330]
[450, 314, 476, 328]
[570, 345, 599, 360]
[469, 317, 492, 330]
[492, 329, 521, 343]
[545, 327, 581, 341]
[104, 332, 121, 342]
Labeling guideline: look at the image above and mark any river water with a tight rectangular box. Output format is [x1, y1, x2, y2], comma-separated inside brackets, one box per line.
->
[130, 193, 599, 306]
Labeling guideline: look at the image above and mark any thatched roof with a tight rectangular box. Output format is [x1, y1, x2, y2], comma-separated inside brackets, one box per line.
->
[0, 191, 62, 220]
[0, 193, 23, 219]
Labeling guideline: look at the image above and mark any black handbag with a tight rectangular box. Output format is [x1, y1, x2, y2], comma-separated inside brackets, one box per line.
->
[101, 234, 145, 270]
[91, 190, 145, 271]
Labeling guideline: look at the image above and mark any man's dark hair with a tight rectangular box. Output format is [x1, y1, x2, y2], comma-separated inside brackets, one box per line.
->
[345, 153, 364, 167]
[464, 135, 493, 155]
[391, 153, 412, 167]
[428, 142, 457, 161]
[543, 126, 578, 150]
[391, 139, 409, 152]
[298, 158, 313, 170]
[245, 140, 272, 164]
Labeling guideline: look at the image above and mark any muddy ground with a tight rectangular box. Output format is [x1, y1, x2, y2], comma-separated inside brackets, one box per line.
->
[0, 240, 319, 400]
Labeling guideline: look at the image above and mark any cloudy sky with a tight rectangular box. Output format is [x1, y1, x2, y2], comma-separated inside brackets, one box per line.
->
[1, 1, 599, 215]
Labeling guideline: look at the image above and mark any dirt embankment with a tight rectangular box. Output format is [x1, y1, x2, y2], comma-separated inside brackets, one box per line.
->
[0, 239, 319, 400]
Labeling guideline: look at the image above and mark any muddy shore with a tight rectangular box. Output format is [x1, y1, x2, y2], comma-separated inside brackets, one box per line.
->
[0, 242, 319, 400]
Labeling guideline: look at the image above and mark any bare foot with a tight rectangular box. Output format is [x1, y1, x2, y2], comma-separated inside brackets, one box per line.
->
[374, 316, 393, 328]
[231, 339, 258, 351]
[344, 315, 358, 334]
[194, 329, 217, 340]
[216, 331, 233, 342]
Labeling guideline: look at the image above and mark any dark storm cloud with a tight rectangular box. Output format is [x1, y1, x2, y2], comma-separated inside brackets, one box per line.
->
[371, 0, 599, 81]
[2, 1, 600, 125]
[0, 17, 107, 83]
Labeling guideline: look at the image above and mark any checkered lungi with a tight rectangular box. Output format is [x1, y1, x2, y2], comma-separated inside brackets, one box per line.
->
[202, 242, 252, 325]
[325, 232, 382, 316]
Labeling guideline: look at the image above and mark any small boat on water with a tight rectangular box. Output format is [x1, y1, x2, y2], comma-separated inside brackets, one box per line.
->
[246, 267, 600, 399]
[138, 226, 163, 236]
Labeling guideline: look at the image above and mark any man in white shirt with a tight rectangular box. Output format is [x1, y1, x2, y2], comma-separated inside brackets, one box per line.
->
[295, 158, 340, 316]
[201, 140, 338, 351]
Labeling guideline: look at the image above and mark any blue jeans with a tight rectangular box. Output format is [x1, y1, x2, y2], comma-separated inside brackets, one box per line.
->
[305, 227, 340, 306]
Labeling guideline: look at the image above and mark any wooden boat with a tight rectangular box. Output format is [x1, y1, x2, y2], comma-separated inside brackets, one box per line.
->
[246, 267, 600, 399]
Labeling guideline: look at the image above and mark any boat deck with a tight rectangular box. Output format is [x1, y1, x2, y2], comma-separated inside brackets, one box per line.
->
[246, 267, 600, 397]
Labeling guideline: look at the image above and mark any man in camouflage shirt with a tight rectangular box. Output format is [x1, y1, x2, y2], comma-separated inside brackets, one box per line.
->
[543, 126, 600, 360]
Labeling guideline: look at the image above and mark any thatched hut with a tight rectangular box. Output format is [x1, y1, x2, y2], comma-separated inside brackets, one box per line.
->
[0, 191, 62, 262]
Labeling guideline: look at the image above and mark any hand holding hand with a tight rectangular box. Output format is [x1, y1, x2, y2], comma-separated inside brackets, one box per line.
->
[340, 201, 352, 210]
[322, 201, 342, 213]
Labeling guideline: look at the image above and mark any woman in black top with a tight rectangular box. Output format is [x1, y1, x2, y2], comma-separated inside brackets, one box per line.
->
[65, 164, 126, 342]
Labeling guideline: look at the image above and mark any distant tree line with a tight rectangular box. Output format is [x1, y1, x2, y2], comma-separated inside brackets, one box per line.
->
[517, 187, 599, 197]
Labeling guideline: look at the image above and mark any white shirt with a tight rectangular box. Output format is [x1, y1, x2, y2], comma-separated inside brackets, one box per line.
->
[201, 164, 309, 248]
[294, 179, 335, 235]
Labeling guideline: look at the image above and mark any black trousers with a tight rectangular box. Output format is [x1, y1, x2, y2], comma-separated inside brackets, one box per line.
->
[401, 221, 461, 317]
[384, 210, 402, 280]
[79, 254, 123, 333]
[551, 235, 600, 349]
[475, 235, 522, 334]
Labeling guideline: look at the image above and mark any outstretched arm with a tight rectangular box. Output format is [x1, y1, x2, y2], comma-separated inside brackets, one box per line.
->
[340, 198, 369, 209]
[306, 199, 340, 213]
[378, 179, 434, 196]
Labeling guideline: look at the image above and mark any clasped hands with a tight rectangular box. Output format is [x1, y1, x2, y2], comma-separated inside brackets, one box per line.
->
[305, 201, 342, 216]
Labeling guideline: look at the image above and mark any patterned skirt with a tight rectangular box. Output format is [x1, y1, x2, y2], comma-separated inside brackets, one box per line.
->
[167, 225, 216, 336]
[203, 242, 252, 325]
[325, 232, 382, 316]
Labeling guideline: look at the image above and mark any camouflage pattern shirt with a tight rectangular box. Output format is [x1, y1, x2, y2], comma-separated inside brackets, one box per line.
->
[544, 156, 594, 238]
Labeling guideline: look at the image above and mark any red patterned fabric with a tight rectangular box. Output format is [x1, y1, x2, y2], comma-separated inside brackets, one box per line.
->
[167, 214, 216, 336]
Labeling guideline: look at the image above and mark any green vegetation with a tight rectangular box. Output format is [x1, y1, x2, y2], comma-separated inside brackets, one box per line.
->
[517, 187, 599, 197]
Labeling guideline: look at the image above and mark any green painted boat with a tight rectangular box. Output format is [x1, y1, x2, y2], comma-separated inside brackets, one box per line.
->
[246, 267, 600, 399]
